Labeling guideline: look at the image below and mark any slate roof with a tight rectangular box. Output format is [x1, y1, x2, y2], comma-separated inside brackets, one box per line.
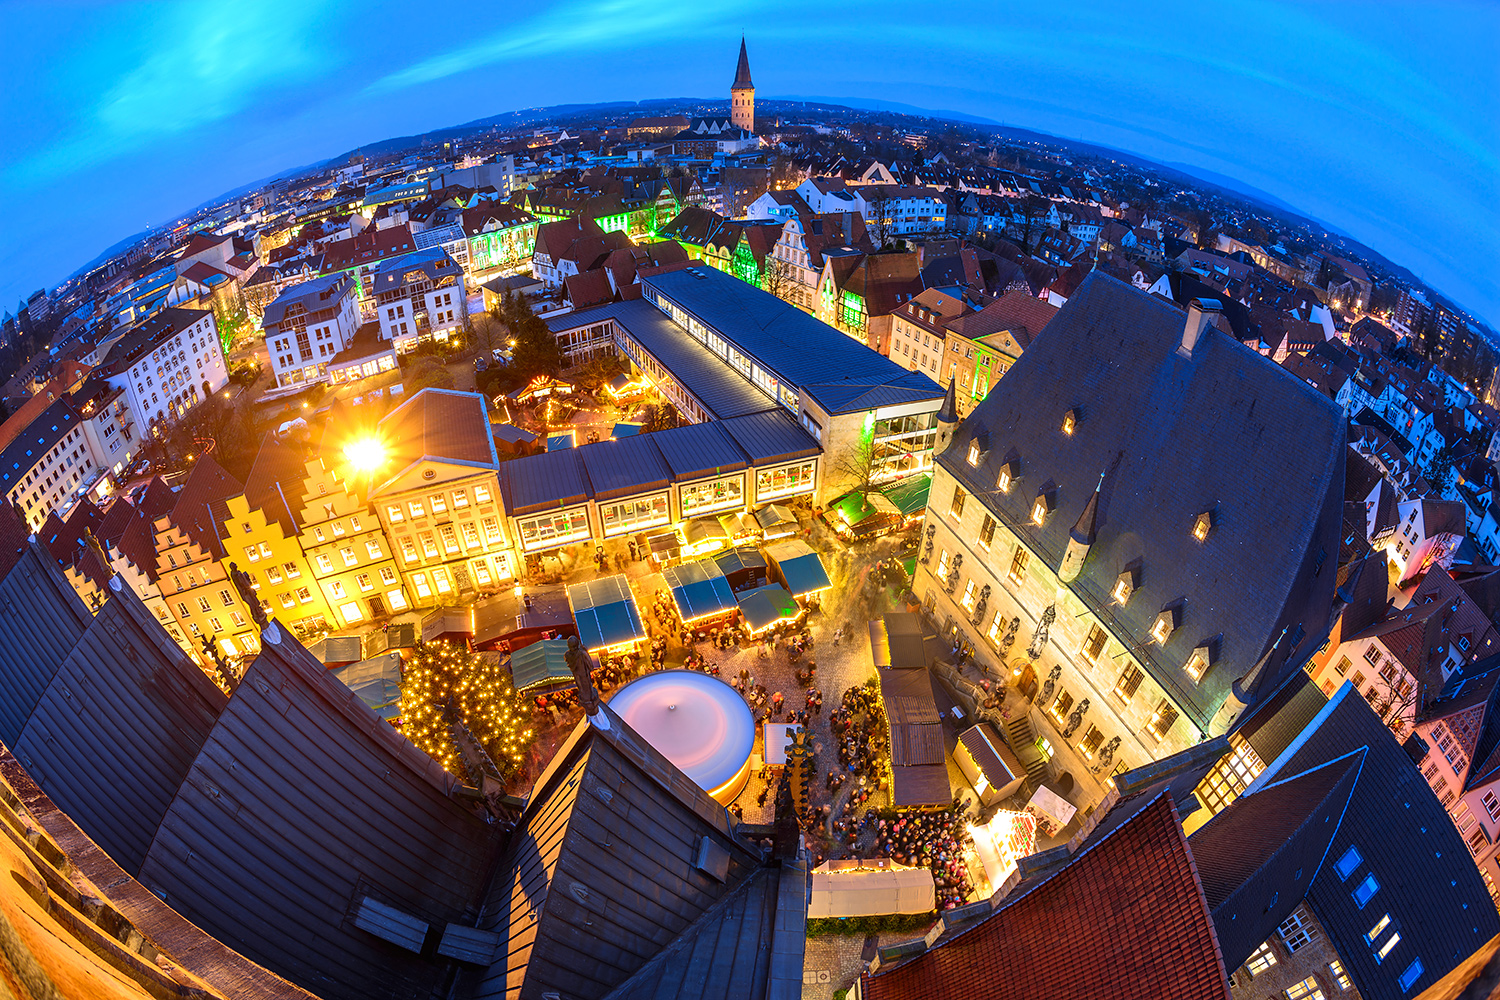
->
[14, 574, 226, 875]
[167, 453, 243, 561]
[942, 274, 1346, 731]
[500, 448, 591, 514]
[261, 273, 353, 331]
[378, 388, 498, 480]
[549, 300, 777, 421]
[642, 267, 943, 416]
[1188, 753, 1361, 969]
[0, 396, 80, 494]
[860, 793, 1228, 1000]
[716, 410, 819, 464]
[137, 620, 500, 1000]
[0, 541, 93, 746]
[1249, 683, 1500, 1000]
[243, 431, 312, 535]
[579, 432, 672, 501]
[650, 421, 748, 481]
[469, 698, 790, 1000]
[1234, 670, 1331, 766]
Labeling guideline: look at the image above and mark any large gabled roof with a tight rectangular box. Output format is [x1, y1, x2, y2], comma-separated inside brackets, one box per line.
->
[376, 388, 497, 488]
[138, 620, 499, 1000]
[166, 452, 243, 560]
[860, 792, 1228, 1000]
[942, 273, 1345, 731]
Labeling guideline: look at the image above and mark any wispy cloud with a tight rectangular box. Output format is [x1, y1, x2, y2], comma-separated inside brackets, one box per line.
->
[367, 0, 769, 94]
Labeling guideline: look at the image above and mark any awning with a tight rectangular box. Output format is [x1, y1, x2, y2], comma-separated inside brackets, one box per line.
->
[737, 584, 800, 633]
[567, 575, 647, 651]
[611, 422, 641, 438]
[717, 510, 760, 543]
[754, 504, 798, 539]
[808, 860, 935, 918]
[662, 559, 738, 623]
[829, 491, 900, 536]
[764, 539, 832, 598]
[508, 638, 574, 692]
[546, 432, 576, 451]
[331, 652, 404, 722]
[881, 473, 932, 517]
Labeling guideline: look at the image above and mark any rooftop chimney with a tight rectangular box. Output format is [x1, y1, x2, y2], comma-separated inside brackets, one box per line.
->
[1179, 297, 1223, 359]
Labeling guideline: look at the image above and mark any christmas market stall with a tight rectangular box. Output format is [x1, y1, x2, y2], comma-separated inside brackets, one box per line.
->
[507, 638, 574, 694]
[471, 589, 575, 652]
[880, 472, 932, 530]
[420, 607, 473, 648]
[713, 545, 769, 592]
[955, 722, 1026, 807]
[871, 612, 952, 811]
[309, 634, 362, 668]
[808, 859, 936, 918]
[331, 652, 404, 723]
[681, 517, 731, 558]
[764, 538, 832, 603]
[827, 490, 901, 540]
[736, 583, 802, 635]
[754, 503, 798, 540]
[567, 574, 647, 653]
[717, 510, 762, 546]
[661, 558, 738, 627]
[967, 809, 1039, 899]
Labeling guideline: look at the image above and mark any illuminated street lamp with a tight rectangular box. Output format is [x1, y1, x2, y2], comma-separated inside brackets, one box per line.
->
[343, 436, 387, 475]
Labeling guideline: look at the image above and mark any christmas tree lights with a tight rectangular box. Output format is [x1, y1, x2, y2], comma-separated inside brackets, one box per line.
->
[399, 639, 535, 783]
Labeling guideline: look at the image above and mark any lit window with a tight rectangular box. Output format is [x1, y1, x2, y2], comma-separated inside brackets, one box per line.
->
[1186, 652, 1208, 682]
[474, 484, 492, 504]
[316, 554, 334, 573]
[1328, 959, 1351, 991]
[379, 566, 397, 585]
[1284, 977, 1324, 1000]
[961, 579, 978, 611]
[1151, 614, 1172, 644]
[1082, 623, 1107, 662]
[387, 504, 404, 523]
[950, 485, 966, 518]
[1352, 873, 1379, 908]
[1061, 408, 1076, 435]
[1031, 491, 1049, 525]
[1376, 931, 1400, 962]
[430, 493, 447, 514]
[1008, 546, 1028, 585]
[1113, 574, 1132, 604]
[1113, 665, 1143, 702]
[1193, 511, 1212, 541]
[1078, 725, 1104, 759]
[1049, 689, 1073, 724]
[1146, 699, 1177, 742]
[1245, 941, 1277, 977]
[341, 547, 357, 567]
[997, 461, 1014, 493]
[978, 515, 995, 550]
[452, 489, 468, 508]
[937, 550, 950, 579]
[413, 573, 431, 598]
[408, 500, 425, 519]
[967, 440, 980, 466]
[366, 540, 382, 559]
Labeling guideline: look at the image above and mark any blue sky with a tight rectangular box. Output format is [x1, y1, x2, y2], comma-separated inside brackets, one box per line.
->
[1, 1, 1496, 326]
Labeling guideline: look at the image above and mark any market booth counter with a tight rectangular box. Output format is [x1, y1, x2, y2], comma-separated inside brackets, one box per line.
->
[827, 491, 901, 540]
[754, 503, 799, 540]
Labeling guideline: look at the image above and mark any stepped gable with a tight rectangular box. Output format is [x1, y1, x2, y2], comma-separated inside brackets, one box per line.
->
[0, 538, 93, 746]
[469, 699, 788, 1000]
[13, 572, 227, 875]
[138, 620, 500, 1000]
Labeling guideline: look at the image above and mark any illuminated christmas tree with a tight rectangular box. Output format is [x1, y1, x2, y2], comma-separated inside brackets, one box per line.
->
[399, 639, 535, 783]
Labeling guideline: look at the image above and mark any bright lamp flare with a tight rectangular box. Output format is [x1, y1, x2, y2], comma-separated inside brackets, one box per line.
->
[344, 437, 386, 473]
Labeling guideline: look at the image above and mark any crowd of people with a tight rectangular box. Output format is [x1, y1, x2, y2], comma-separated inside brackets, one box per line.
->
[869, 806, 976, 910]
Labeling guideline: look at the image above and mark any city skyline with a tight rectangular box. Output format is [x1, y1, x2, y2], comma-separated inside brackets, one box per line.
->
[1, 0, 1496, 328]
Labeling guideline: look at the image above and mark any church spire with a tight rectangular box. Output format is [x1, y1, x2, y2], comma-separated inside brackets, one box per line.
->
[733, 37, 754, 89]
[1058, 470, 1104, 583]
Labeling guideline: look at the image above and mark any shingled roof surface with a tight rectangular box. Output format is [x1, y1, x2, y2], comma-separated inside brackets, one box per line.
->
[941, 273, 1345, 731]
[168, 453, 244, 560]
[861, 793, 1228, 1000]
[14, 574, 226, 875]
[469, 702, 774, 1000]
[1252, 684, 1500, 1000]
[0, 542, 93, 746]
[379, 387, 497, 472]
[138, 621, 499, 1000]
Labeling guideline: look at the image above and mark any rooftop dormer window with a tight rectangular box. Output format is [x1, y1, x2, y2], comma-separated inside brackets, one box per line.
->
[1151, 604, 1181, 644]
[1031, 489, 1052, 526]
[1192, 510, 1212, 542]
[998, 459, 1017, 494]
[1185, 643, 1214, 682]
[1062, 408, 1077, 436]
[967, 440, 981, 466]
[1113, 570, 1135, 605]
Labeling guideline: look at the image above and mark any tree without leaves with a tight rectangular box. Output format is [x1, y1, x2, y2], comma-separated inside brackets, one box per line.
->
[761, 255, 793, 301]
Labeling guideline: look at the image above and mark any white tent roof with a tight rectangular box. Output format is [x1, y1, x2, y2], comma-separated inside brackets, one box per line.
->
[809, 859, 935, 917]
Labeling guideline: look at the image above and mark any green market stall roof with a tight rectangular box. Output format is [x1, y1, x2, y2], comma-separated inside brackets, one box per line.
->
[508, 639, 574, 692]
[663, 559, 739, 624]
[828, 491, 900, 536]
[736, 584, 800, 634]
[764, 539, 832, 598]
[331, 653, 404, 722]
[881, 473, 932, 517]
[567, 574, 647, 651]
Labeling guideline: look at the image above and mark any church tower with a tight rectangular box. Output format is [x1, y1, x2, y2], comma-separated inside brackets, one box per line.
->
[730, 37, 755, 133]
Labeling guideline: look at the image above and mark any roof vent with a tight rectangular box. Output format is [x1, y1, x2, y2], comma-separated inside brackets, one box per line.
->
[694, 835, 731, 882]
[354, 897, 429, 954]
[1179, 298, 1222, 358]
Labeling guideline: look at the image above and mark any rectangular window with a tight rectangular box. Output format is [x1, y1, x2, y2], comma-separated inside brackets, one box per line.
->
[340, 602, 364, 625]
[1007, 546, 1028, 585]
[245, 545, 260, 562]
[387, 589, 407, 610]
[196, 596, 211, 612]
[1078, 726, 1105, 759]
[1146, 700, 1177, 742]
[1352, 873, 1379, 908]
[518, 508, 591, 551]
[420, 532, 439, 557]
[1486, 791, 1500, 822]
[408, 500, 425, 519]
[1246, 941, 1277, 977]
[439, 525, 459, 553]
[461, 521, 481, 547]
[379, 566, 397, 585]
[330, 580, 346, 599]
[1376, 931, 1401, 961]
[366, 540, 382, 559]
[482, 517, 502, 543]
[1278, 909, 1318, 952]
[452, 489, 468, 508]
[284, 562, 301, 578]
[296, 587, 312, 603]
[316, 554, 334, 573]
[279, 592, 296, 609]
[961, 579, 978, 611]
[1336, 846, 1363, 880]
[387, 504, 405, 523]
[1284, 977, 1325, 1000]
[219, 589, 234, 607]
[1328, 959, 1351, 991]
[412, 573, 431, 598]
[1398, 958, 1423, 992]
[265, 565, 283, 583]
[474, 484, 491, 504]
[400, 537, 418, 562]
[430, 493, 447, 514]
[986, 611, 1005, 643]
[937, 550, 950, 579]
[978, 515, 995, 549]
[1082, 624, 1107, 663]
[1049, 690, 1073, 724]
[950, 486, 966, 518]
[341, 547, 357, 567]
[209, 617, 224, 632]
[1113, 664, 1143, 702]
[434, 568, 452, 594]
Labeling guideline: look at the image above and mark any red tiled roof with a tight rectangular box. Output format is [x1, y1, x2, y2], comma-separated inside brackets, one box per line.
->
[564, 268, 616, 310]
[167, 453, 243, 560]
[861, 793, 1229, 1000]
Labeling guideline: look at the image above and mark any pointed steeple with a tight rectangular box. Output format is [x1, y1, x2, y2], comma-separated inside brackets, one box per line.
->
[937, 377, 959, 424]
[1058, 471, 1104, 583]
[732, 37, 754, 89]
[1209, 626, 1288, 737]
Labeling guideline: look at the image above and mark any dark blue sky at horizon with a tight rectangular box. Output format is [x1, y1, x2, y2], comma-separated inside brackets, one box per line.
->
[1, 1, 1496, 327]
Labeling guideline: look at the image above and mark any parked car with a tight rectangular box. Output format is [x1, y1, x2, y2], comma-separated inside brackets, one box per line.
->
[474, 356, 489, 372]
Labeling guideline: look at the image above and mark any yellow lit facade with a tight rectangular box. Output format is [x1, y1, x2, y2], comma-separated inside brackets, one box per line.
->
[152, 513, 260, 667]
[221, 491, 333, 640]
[297, 457, 409, 628]
[374, 466, 513, 610]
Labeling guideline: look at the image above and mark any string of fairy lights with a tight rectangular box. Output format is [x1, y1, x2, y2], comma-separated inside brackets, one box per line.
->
[398, 639, 535, 782]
